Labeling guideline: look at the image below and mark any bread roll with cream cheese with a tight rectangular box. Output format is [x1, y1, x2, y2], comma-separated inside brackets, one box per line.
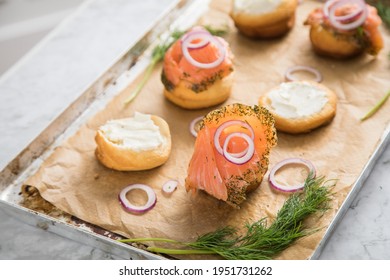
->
[95, 112, 171, 171]
[230, 0, 298, 38]
[258, 81, 337, 134]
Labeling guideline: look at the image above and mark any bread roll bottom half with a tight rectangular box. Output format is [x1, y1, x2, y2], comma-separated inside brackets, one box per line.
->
[258, 81, 337, 134]
[95, 114, 171, 171]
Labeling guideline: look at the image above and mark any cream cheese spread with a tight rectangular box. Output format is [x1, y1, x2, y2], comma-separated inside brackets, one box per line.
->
[267, 82, 328, 119]
[100, 112, 165, 151]
[233, 0, 282, 15]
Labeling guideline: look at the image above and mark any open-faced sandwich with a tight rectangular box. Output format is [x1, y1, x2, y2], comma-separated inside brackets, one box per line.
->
[95, 112, 171, 171]
[185, 103, 277, 208]
[161, 27, 234, 109]
[258, 81, 337, 134]
[304, 0, 384, 58]
[230, 0, 299, 38]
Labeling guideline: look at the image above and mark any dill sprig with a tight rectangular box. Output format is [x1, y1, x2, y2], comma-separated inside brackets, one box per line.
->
[120, 175, 335, 260]
[123, 25, 228, 104]
[361, 90, 390, 121]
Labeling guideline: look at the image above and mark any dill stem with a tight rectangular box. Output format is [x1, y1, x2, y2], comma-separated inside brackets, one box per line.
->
[361, 90, 390, 121]
[117, 176, 332, 259]
[147, 247, 215, 255]
[118, 237, 180, 244]
[124, 57, 159, 105]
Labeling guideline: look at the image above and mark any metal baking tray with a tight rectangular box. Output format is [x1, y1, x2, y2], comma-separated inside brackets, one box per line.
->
[1, 0, 389, 260]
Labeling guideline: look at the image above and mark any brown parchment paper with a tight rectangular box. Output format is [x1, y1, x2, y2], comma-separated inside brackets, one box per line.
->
[24, 0, 390, 259]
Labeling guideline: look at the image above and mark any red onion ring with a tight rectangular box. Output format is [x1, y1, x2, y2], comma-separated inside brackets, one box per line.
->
[189, 116, 204, 137]
[182, 32, 226, 69]
[229, 147, 249, 158]
[223, 132, 255, 165]
[181, 30, 211, 49]
[162, 180, 178, 194]
[328, 0, 368, 31]
[324, 0, 364, 21]
[118, 184, 156, 214]
[285, 65, 323, 83]
[323, 0, 338, 17]
[269, 158, 316, 192]
[213, 120, 255, 155]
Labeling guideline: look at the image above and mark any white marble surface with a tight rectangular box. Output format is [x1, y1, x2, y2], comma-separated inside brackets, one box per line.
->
[0, 0, 389, 260]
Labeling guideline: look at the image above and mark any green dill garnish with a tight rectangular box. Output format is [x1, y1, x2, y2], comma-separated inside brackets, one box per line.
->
[119, 175, 335, 260]
[361, 90, 390, 121]
[124, 25, 229, 104]
[356, 26, 364, 38]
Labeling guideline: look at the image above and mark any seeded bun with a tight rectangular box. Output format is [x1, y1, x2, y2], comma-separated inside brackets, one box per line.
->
[230, 0, 298, 38]
[258, 81, 337, 134]
[95, 115, 171, 171]
[163, 73, 234, 109]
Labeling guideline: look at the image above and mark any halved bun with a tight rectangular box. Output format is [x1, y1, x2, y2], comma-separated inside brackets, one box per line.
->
[161, 27, 234, 110]
[95, 114, 171, 171]
[259, 81, 337, 134]
[163, 73, 233, 109]
[230, 0, 298, 38]
[304, 5, 384, 59]
[308, 25, 363, 59]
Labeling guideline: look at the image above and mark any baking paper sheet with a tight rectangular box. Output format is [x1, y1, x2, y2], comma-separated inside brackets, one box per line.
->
[24, 0, 390, 259]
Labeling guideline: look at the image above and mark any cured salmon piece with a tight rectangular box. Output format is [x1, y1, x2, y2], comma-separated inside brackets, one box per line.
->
[304, 3, 384, 57]
[185, 103, 277, 207]
[161, 26, 235, 109]
[162, 27, 233, 91]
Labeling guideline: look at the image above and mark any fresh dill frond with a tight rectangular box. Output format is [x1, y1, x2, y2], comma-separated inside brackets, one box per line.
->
[124, 25, 229, 104]
[361, 90, 390, 121]
[188, 226, 238, 251]
[120, 175, 335, 260]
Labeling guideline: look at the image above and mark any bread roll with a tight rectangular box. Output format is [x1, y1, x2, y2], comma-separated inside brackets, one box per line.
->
[308, 24, 364, 59]
[230, 0, 298, 38]
[259, 81, 337, 134]
[161, 27, 234, 110]
[163, 73, 233, 109]
[95, 112, 171, 171]
[304, 5, 384, 59]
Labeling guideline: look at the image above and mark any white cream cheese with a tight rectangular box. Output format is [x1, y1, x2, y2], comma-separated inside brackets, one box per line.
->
[267, 82, 328, 119]
[100, 112, 165, 151]
[233, 0, 282, 15]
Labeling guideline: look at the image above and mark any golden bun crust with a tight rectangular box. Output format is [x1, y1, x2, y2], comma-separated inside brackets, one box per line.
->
[230, 0, 298, 38]
[259, 81, 337, 134]
[309, 25, 363, 59]
[164, 73, 233, 109]
[95, 115, 171, 171]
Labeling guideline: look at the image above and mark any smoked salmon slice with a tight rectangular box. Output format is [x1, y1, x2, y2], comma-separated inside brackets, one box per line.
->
[185, 103, 277, 207]
[304, 2, 383, 56]
[161, 26, 235, 109]
[162, 26, 234, 92]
